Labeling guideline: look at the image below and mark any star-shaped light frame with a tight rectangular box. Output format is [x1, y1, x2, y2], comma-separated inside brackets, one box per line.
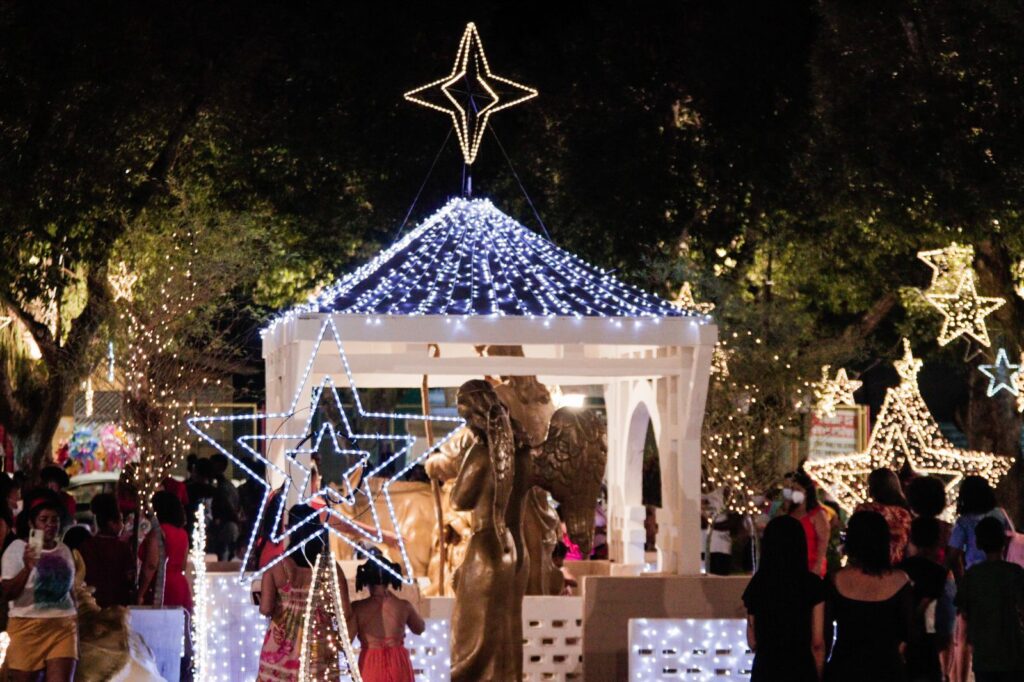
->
[979, 348, 1021, 397]
[671, 282, 715, 315]
[917, 242, 974, 293]
[805, 339, 1013, 513]
[924, 271, 1005, 347]
[405, 22, 538, 165]
[187, 317, 463, 583]
[108, 261, 139, 303]
[813, 365, 862, 418]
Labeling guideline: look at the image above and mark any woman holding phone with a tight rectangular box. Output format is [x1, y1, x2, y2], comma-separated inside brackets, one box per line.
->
[0, 489, 78, 682]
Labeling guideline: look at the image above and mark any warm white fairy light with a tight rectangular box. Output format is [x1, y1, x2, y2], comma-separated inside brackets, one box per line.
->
[918, 242, 975, 293]
[189, 317, 464, 584]
[81, 378, 94, 418]
[190, 503, 210, 682]
[671, 282, 715, 315]
[108, 261, 138, 302]
[262, 198, 702, 337]
[978, 348, 1021, 397]
[805, 339, 1014, 512]
[404, 22, 538, 165]
[924, 270, 1005, 347]
[298, 548, 362, 682]
[813, 365, 862, 418]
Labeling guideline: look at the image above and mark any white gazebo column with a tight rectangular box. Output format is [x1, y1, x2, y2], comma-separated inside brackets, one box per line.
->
[675, 338, 715, 574]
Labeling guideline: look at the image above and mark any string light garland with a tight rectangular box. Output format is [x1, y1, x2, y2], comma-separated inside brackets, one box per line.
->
[978, 348, 1021, 397]
[297, 546, 362, 682]
[917, 242, 975, 293]
[812, 365, 862, 418]
[190, 503, 210, 682]
[404, 22, 538, 165]
[670, 282, 715, 315]
[805, 339, 1013, 512]
[189, 317, 464, 584]
[262, 198, 702, 337]
[82, 378, 94, 418]
[924, 270, 1005, 347]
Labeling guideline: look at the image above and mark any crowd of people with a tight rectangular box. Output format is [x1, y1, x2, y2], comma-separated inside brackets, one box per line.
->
[739, 468, 1024, 682]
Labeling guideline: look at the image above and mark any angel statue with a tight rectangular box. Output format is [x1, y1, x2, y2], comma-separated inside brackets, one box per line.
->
[447, 379, 520, 682]
[439, 379, 607, 681]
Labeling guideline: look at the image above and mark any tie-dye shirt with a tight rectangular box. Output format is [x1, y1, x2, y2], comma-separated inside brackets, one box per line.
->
[0, 539, 76, 618]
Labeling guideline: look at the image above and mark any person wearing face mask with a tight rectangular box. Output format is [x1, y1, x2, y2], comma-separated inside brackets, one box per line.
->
[786, 470, 830, 578]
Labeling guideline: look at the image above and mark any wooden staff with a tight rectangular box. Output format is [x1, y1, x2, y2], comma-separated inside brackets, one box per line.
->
[421, 343, 447, 595]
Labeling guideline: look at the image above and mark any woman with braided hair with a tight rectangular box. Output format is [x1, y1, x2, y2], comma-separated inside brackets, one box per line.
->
[351, 556, 424, 681]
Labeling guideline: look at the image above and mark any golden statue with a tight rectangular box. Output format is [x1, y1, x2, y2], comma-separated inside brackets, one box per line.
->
[448, 380, 520, 682]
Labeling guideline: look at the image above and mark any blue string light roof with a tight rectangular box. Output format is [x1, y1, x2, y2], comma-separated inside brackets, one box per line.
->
[264, 197, 704, 335]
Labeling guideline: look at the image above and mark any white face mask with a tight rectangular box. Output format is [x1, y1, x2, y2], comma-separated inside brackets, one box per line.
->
[12, 500, 23, 516]
[782, 487, 794, 501]
[791, 490, 807, 505]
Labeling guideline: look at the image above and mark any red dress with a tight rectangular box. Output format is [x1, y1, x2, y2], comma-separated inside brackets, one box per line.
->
[358, 634, 415, 682]
[796, 507, 827, 577]
[140, 523, 193, 612]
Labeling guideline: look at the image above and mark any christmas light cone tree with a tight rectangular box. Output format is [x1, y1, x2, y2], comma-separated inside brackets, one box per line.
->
[298, 543, 362, 682]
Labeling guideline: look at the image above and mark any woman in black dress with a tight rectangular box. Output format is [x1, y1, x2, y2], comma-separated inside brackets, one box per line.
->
[742, 515, 826, 682]
[827, 509, 914, 682]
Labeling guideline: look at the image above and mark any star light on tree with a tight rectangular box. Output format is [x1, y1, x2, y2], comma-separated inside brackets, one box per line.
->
[978, 348, 1021, 397]
[671, 282, 715, 315]
[813, 365, 862, 418]
[805, 339, 1013, 513]
[108, 261, 138, 302]
[405, 22, 538, 165]
[187, 318, 463, 583]
[917, 242, 975, 293]
[924, 271, 1005, 347]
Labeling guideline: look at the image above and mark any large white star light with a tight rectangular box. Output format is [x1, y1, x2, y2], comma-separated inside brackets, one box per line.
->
[188, 318, 463, 583]
[978, 348, 1021, 397]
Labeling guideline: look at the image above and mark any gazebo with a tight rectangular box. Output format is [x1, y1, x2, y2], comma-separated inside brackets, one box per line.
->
[260, 195, 717, 574]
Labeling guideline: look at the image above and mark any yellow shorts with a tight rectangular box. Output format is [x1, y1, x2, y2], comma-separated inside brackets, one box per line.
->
[5, 616, 78, 671]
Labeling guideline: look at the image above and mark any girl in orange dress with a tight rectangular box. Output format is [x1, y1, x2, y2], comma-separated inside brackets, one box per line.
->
[350, 557, 425, 682]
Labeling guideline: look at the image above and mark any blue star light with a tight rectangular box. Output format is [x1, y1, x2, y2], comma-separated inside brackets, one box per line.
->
[188, 318, 463, 583]
[978, 348, 1021, 397]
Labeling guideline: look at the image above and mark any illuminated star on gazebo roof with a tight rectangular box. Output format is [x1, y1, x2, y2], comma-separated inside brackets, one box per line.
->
[405, 22, 537, 165]
[924, 271, 1005, 347]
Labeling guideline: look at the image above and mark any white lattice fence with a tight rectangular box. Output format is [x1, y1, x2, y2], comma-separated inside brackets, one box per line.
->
[628, 618, 752, 681]
[522, 596, 583, 681]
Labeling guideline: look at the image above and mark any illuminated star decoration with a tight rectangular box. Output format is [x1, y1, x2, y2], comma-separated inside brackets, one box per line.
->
[671, 282, 715, 315]
[917, 242, 975, 294]
[978, 348, 1021, 397]
[188, 318, 463, 583]
[813, 365, 862, 418]
[108, 261, 138, 302]
[404, 22, 538, 165]
[805, 339, 1013, 513]
[924, 271, 1005, 347]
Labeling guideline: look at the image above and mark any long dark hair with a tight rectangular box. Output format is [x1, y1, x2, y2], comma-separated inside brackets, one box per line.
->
[753, 515, 812, 600]
[286, 504, 326, 569]
[956, 475, 997, 516]
[790, 469, 820, 511]
[845, 510, 891, 575]
[867, 468, 910, 509]
[0, 474, 16, 531]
